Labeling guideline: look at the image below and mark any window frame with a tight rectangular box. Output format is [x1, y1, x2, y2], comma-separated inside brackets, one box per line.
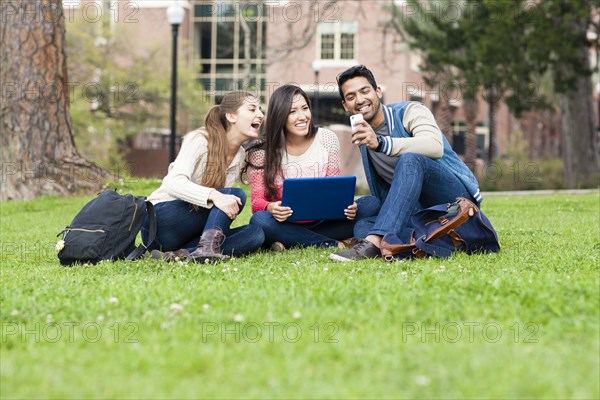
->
[191, 1, 267, 104]
[316, 20, 357, 67]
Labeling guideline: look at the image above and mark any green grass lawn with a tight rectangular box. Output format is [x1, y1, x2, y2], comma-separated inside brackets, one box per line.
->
[1, 181, 599, 399]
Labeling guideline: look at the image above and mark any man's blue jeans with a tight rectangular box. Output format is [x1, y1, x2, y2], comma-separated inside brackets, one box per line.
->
[357, 153, 479, 241]
[141, 188, 264, 257]
[250, 195, 381, 248]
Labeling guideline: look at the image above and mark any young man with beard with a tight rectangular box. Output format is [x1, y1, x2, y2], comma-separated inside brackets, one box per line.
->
[330, 65, 482, 262]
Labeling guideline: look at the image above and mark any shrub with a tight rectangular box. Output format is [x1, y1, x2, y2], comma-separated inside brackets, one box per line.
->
[478, 157, 567, 191]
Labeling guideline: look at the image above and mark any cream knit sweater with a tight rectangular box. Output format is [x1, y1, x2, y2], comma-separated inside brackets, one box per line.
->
[147, 129, 245, 208]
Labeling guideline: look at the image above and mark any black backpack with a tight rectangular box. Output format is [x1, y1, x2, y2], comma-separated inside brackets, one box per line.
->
[57, 190, 156, 266]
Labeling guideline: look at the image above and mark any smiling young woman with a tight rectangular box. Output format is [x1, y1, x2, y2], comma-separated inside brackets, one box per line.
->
[141, 91, 266, 263]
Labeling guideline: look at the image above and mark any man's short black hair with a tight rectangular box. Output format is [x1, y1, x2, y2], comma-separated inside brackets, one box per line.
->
[336, 65, 378, 100]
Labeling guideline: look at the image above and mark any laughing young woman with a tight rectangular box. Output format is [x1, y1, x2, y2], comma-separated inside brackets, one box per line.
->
[244, 84, 380, 250]
[142, 91, 265, 262]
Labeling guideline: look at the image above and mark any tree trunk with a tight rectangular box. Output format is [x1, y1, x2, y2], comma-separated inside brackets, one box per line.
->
[488, 99, 498, 162]
[437, 90, 454, 143]
[463, 98, 479, 169]
[1, 0, 107, 201]
[559, 32, 599, 188]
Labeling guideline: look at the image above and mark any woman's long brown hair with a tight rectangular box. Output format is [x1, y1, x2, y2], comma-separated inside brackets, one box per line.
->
[201, 91, 255, 188]
[244, 85, 317, 200]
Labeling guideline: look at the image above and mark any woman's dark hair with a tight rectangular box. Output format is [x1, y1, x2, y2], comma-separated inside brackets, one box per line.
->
[336, 65, 378, 100]
[244, 84, 318, 200]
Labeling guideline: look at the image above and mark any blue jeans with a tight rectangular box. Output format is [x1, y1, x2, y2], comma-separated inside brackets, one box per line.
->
[360, 153, 478, 241]
[250, 195, 381, 248]
[141, 188, 264, 257]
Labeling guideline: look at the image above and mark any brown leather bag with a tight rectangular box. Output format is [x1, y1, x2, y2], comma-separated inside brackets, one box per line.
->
[380, 197, 500, 261]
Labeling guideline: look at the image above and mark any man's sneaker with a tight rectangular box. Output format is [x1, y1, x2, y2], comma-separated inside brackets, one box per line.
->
[339, 237, 361, 249]
[329, 238, 381, 262]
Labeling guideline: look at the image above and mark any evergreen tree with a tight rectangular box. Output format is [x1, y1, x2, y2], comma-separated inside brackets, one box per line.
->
[396, 0, 598, 187]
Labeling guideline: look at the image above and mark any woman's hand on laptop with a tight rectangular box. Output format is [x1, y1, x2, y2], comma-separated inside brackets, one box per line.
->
[267, 201, 293, 222]
[344, 202, 357, 221]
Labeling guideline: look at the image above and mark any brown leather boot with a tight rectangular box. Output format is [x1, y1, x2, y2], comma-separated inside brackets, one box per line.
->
[188, 227, 228, 263]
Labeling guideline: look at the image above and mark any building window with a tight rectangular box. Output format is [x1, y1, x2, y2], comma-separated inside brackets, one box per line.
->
[320, 24, 335, 60]
[319, 21, 356, 61]
[452, 121, 488, 158]
[192, 0, 267, 103]
[340, 32, 355, 59]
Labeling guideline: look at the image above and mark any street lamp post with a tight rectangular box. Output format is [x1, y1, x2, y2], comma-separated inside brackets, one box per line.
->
[167, 3, 185, 163]
[312, 59, 321, 125]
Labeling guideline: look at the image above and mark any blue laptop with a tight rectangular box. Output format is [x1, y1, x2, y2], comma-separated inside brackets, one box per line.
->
[281, 176, 356, 222]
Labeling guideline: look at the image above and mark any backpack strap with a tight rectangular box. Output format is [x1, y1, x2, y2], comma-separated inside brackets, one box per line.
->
[423, 198, 477, 243]
[126, 201, 157, 261]
[414, 198, 477, 258]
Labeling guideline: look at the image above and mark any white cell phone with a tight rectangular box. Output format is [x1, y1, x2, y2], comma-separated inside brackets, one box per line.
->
[350, 113, 364, 128]
[350, 114, 364, 144]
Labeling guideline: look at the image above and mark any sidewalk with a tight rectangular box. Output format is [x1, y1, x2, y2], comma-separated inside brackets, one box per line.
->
[481, 189, 599, 196]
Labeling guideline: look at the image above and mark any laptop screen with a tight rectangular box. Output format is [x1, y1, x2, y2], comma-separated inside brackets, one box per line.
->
[281, 176, 356, 222]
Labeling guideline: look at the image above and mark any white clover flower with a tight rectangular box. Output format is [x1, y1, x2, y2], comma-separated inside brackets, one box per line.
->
[160, 322, 170, 330]
[233, 313, 244, 322]
[170, 303, 184, 313]
[97, 315, 105, 322]
[415, 375, 430, 386]
[323, 267, 329, 272]
[292, 311, 301, 319]
[109, 297, 119, 305]
[55, 240, 65, 251]
[233, 268, 238, 272]
[202, 304, 210, 311]
[10, 309, 19, 317]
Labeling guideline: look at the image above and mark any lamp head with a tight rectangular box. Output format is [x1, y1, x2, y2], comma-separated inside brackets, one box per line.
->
[311, 59, 321, 73]
[167, 4, 185, 25]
